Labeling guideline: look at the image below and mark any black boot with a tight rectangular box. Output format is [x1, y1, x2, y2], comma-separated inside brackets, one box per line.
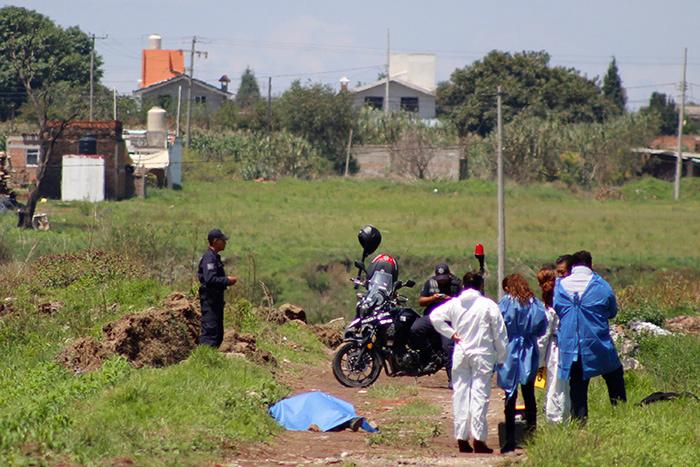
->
[473, 440, 493, 454]
[457, 439, 473, 453]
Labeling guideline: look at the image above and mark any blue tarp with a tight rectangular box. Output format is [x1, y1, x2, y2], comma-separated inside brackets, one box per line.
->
[269, 391, 378, 432]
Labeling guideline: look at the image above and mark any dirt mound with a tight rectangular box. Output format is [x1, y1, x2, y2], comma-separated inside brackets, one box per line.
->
[666, 316, 700, 335]
[103, 302, 200, 369]
[219, 329, 276, 366]
[58, 292, 201, 373]
[309, 325, 343, 349]
[57, 337, 110, 374]
[265, 303, 308, 324]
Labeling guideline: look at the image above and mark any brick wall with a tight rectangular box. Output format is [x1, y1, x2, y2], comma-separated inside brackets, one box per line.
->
[353, 144, 464, 180]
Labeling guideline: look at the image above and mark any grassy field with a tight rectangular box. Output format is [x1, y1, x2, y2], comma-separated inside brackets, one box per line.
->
[1, 176, 699, 464]
[1, 176, 699, 321]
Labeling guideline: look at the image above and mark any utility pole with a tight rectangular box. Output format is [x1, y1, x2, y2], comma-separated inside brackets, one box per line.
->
[176, 85, 182, 137]
[268, 76, 272, 133]
[89, 34, 107, 121]
[384, 28, 390, 116]
[674, 47, 688, 201]
[113, 88, 117, 120]
[496, 86, 505, 299]
[185, 36, 208, 147]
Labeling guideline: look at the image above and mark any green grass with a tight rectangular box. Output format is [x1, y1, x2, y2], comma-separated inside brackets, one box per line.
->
[2, 178, 700, 321]
[367, 399, 443, 448]
[526, 335, 700, 466]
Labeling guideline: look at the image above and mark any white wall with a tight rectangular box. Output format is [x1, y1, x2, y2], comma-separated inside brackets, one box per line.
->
[61, 155, 105, 202]
[389, 54, 436, 92]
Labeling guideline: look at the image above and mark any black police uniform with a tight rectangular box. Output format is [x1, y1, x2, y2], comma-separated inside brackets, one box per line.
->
[197, 247, 229, 347]
[410, 270, 462, 383]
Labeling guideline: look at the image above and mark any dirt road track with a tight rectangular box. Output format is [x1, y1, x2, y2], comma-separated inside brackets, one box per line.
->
[230, 356, 522, 466]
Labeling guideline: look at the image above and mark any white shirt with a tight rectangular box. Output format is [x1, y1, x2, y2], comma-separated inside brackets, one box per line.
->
[560, 265, 593, 297]
[429, 288, 508, 365]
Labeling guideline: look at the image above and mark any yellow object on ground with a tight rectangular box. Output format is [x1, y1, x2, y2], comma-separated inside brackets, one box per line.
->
[535, 366, 547, 389]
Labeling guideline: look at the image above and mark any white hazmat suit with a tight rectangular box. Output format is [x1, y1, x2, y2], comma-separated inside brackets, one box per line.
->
[430, 288, 508, 442]
[537, 306, 570, 423]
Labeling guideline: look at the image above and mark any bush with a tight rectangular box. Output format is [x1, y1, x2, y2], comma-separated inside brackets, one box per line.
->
[188, 130, 329, 180]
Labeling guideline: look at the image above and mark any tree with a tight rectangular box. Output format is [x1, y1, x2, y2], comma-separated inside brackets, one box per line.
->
[235, 67, 261, 108]
[642, 92, 677, 135]
[0, 6, 101, 228]
[602, 57, 626, 114]
[436, 50, 614, 136]
[276, 80, 356, 173]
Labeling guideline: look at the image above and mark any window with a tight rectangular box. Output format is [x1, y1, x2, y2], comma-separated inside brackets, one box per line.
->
[157, 95, 172, 109]
[26, 148, 39, 166]
[401, 97, 419, 112]
[195, 95, 207, 104]
[364, 96, 383, 110]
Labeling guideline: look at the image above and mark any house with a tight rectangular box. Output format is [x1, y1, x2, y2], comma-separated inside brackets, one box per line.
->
[350, 53, 437, 119]
[133, 34, 232, 114]
[6, 121, 134, 200]
[133, 74, 232, 115]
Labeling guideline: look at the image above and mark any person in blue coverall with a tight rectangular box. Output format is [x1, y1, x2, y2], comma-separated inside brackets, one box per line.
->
[497, 273, 547, 454]
[554, 250, 626, 422]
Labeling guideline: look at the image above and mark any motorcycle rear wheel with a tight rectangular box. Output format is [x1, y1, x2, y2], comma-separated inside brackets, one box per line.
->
[332, 342, 383, 387]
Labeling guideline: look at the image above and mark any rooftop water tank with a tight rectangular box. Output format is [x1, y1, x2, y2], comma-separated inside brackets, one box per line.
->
[78, 135, 97, 155]
[148, 34, 162, 50]
[146, 106, 167, 147]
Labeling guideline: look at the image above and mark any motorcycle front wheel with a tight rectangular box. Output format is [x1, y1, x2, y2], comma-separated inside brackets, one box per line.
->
[332, 342, 383, 387]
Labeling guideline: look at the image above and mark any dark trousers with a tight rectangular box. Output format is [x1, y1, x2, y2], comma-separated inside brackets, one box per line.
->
[569, 360, 627, 421]
[199, 291, 224, 348]
[410, 315, 454, 381]
[504, 379, 536, 445]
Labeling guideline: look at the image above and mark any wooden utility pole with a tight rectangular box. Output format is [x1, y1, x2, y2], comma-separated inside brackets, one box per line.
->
[674, 48, 688, 201]
[384, 28, 390, 115]
[89, 34, 107, 121]
[344, 128, 354, 176]
[496, 86, 505, 299]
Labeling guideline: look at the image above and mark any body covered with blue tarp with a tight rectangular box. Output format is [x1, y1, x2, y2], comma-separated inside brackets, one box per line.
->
[269, 391, 377, 432]
[554, 274, 621, 381]
[496, 296, 547, 396]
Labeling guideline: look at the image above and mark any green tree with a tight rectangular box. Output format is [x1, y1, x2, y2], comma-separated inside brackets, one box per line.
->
[642, 92, 677, 135]
[276, 80, 356, 173]
[0, 6, 101, 227]
[602, 57, 626, 114]
[436, 50, 613, 136]
[236, 67, 261, 108]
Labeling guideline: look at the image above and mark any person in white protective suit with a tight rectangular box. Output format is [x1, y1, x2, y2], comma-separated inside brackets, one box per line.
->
[430, 272, 508, 454]
[536, 266, 570, 423]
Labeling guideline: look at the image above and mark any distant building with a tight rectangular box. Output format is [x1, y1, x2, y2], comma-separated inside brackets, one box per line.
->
[133, 34, 231, 114]
[133, 74, 232, 115]
[6, 121, 134, 200]
[350, 53, 437, 119]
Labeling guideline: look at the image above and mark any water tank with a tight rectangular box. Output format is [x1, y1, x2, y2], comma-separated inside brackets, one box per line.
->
[78, 135, 97, 155]
[146, 106, 167, 147]
[148, 34, 162, 50]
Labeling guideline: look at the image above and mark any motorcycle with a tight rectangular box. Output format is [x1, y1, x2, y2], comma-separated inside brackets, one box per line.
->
[332, 225, 448, 388]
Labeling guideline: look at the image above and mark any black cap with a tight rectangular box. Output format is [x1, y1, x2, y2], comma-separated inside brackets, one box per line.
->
[208, 228, 229, 242]
[434, 263, 451, 282]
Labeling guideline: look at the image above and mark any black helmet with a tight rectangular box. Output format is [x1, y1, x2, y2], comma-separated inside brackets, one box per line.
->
[358, 225, 382, 260]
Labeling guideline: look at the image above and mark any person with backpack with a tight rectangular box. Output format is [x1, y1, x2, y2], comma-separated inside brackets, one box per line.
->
[497, 274, 548, 453]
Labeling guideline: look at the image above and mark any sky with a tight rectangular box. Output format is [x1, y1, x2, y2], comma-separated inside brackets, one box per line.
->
[6, 0, 700, 108]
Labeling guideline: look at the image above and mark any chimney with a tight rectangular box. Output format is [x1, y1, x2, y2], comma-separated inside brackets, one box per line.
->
[219, 75, 231, 93]
[339, 76, 350, 92]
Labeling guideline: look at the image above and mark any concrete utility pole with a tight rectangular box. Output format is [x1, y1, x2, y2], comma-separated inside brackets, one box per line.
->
[268, 76, 272, 133]
[384, 28, 390, 116]
[185, 37, 208, 147]
[89, 34, 107, 121]
[674, 47, 688, 201]
[176, 85, 182, 137]
[496, 86, 505, 299]
[113, 88, 117, 120]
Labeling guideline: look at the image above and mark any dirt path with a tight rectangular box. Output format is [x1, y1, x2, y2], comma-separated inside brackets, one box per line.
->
[230, 353, 524, 466]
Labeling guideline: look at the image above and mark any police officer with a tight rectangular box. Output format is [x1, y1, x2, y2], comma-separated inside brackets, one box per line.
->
[197, 228, 237, 347]
[411, 263, 462, 385]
